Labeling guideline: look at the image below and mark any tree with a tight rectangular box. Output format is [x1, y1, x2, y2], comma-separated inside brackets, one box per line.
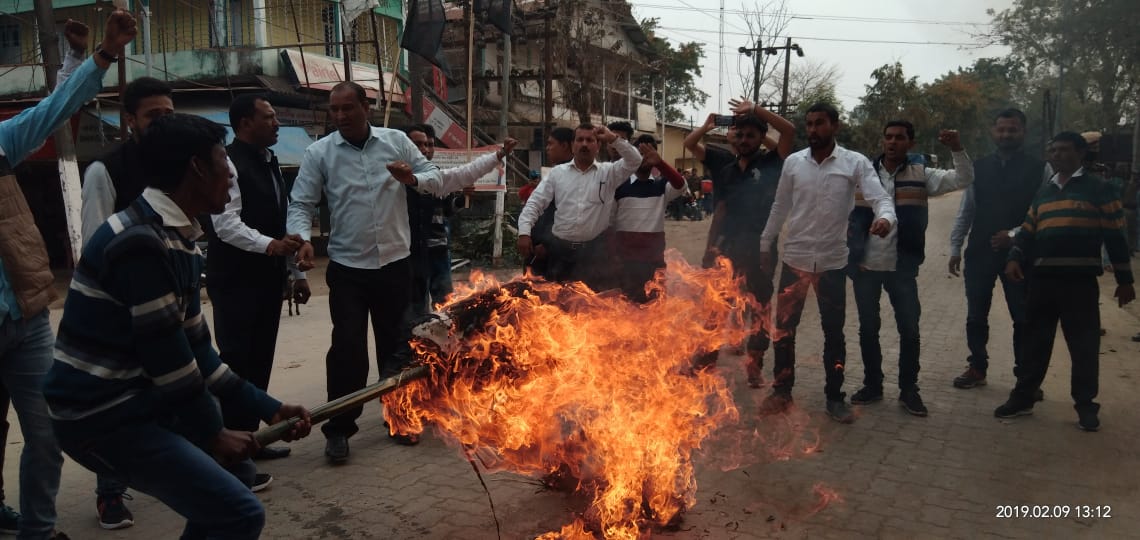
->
[637, 18, 709, 123]
[988, 0, 1139, 131]
[848, 62, 927, 155]
[734, 0, 793, 104]
[554, 0, 622, 124]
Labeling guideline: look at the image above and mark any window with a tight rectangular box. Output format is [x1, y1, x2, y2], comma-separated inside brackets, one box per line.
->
[0, 24, 20, 65]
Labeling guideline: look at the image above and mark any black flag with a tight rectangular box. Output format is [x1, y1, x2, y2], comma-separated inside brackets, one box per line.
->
[400, 0, 447, 69]
[475, 0, 512, 36]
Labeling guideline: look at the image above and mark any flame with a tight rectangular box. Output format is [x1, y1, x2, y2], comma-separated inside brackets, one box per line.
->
[382, 251, 797, 538]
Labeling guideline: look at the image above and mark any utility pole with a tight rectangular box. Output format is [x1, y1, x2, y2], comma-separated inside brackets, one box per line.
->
[543, 9, 553, 152]
[494, 1, 513, 267]
[761, 38, 803, 116]
[33, 0, 84, 265]
[737, 45, 762, 103]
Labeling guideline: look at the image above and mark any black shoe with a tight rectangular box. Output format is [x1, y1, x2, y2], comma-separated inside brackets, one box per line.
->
[1076, 412, 1094, 432]
[953, 367, 986, 389]
[1077, 405, 1100, 432]
[250, 473, 273, 493]
[96, 494, 134, 530]
[254, 445, 291, 460]
[994, 398, 1034, 418]
[850, 386, 883, 405]
[1132, 332, 1140, 343]
[383, 421, 421, 446]
[758, 390, 793, 416]
[0, 503, 19, 534]
[325, 435, 350, 464]
[899, 389, 928, 417]
[1034, 388, 1044, 402]
[826, 399, 855, 424]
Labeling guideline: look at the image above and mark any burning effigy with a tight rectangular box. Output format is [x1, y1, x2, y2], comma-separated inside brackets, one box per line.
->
[380, 251, 762, 539]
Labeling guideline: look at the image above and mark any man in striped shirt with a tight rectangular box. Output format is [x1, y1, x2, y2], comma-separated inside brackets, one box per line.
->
[45, 115, 312, 538]
[613, 134, 687, 302]
[995, 131, 1135, 431]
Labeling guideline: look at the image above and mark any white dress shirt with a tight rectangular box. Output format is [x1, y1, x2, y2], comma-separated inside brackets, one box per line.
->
[517, 138, 642, 242]
[287, 126, 450, 270]
[760, 144, 896, 273]
[211, 154, 305, 279]
[862, 151, 974, 271]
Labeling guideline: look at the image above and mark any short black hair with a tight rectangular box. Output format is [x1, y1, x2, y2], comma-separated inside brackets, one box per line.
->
[633, 133, 657, 148]
[733, 113, 769, 134]
[1049, 131, 1088, 153]
[403, 123, 436, 138]
[576, 123, 596, 133]
[229, 93, 269, 129]
[994, 108, 1027, 127]
[124, 77, 173, 115]
[806, 102, 840, 124]
[883, 120, 915, 140]
[331, 81, 369, 105]
[140, 113, 227, 192]
[607, 121, 634, 138]
[550, 127, 574, 144]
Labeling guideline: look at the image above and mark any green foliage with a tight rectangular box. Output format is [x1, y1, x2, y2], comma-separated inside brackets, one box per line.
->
[636, 18, 710, 123]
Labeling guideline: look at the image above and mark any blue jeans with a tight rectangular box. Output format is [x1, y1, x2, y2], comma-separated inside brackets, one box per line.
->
[58, 421, 263, 539]
[964, 254, 1026, 376]
[0, 311, 62, 539]
[851, 269, 921, 391]
[0, 311, 63, 539]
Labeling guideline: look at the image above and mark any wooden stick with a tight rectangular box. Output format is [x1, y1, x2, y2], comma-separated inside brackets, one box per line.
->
[254, 364, 431, 446]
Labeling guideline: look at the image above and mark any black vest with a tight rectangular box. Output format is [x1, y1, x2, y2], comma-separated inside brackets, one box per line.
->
[848, 157, 929, 271]
[99, 139, 149, 212]
[205, 140, 288, 288]
[965, 151, 1045, 259]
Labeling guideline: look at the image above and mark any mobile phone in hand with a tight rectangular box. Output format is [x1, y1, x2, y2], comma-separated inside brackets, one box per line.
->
[713, 114, 735, 127]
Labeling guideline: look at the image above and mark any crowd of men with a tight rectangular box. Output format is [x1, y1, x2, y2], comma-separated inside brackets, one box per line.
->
[0, 7, 1135, 539]
[516, 97, 1134, 430]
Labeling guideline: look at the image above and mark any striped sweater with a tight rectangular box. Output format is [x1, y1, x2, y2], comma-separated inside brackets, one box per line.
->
[1009, 171, 1133, 284]
[45, 189, 280, 446]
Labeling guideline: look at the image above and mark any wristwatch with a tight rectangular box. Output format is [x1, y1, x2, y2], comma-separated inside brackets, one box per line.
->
[1007, 229, 1017, 238]
[95, 45, 119, 63]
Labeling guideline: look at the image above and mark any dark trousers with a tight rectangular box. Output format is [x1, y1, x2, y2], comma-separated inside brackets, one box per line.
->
[428, 246, 453, 305]
[851, 268, 921, 392]
[1011, 275, 1100, 410]
[210, 279, 285, 432]
[58, 421, 263, 540]
[964, 254, 1027, 375]
[547, 234, 615, 291]
[618, 258, 663, 303]
[772, 264, 847, 400]
[323, 259, 412, 439]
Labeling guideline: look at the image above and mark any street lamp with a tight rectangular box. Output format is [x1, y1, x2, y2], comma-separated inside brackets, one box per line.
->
[738, 45, 762, 103]
[761, 39, 804, 116]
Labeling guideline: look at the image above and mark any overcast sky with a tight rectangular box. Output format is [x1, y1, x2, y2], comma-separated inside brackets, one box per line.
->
[629, 0, 1016, 120]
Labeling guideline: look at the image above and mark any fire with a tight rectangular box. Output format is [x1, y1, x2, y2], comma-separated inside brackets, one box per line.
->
[382, 252, 768, 538]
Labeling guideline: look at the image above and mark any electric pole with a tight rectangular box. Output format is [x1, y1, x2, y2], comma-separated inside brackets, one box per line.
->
[762, 39, 803, 116]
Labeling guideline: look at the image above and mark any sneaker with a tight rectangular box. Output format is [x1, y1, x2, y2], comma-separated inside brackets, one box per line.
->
[994, 398, 1034, 418]
[0, 503, 19, 534]
[745, 352, 764, 388]
[758, 390, 793, 416]
[96, 494, 134, 530]
[1077, 409, 1100, 432]
[850, 386, 883, 405]
[826, 399, 855, 424]
[952, 367, 986, 389]
[251, 473, 273, 493]
[899, 389, 928, 417]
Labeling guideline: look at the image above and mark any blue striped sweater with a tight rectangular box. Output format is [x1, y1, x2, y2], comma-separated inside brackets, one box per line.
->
[45, 189, 280, 445]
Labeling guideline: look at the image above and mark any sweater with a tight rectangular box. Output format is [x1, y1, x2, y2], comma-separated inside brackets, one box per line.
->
[1009, 171, 1133, 284]
[45, 190, 280, 446]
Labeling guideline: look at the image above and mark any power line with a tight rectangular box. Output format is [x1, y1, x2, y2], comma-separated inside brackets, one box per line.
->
[654, 25, 983, 47]
[631, 1, 990, 27]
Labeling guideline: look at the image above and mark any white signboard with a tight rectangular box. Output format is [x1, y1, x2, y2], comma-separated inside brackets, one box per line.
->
[433, 145, 506, 192]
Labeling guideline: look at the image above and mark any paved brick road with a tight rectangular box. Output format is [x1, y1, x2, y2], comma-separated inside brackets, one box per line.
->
[12, 190, 1140, 539]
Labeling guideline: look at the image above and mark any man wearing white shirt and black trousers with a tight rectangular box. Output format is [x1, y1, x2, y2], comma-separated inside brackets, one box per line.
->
[517, 124, 642, 291]
[208, 95, 310, 475]
[758, 103, 896, 423]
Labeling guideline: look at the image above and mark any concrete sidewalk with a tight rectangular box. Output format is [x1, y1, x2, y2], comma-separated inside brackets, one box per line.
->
[10, 190, 1140, 539]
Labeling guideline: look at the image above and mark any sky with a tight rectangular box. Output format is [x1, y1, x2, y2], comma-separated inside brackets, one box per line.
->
[627, 0, 1016, 121]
